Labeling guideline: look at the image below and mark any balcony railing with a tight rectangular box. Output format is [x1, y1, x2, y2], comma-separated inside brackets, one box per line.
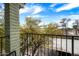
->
[0, 33, 79, 56]
[21, 33, 79, 56]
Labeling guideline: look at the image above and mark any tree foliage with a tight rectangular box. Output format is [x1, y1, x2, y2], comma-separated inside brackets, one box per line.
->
[25, 17, 41, 33]
[0, 23, 4, 36]
[44, 23, 63, 35]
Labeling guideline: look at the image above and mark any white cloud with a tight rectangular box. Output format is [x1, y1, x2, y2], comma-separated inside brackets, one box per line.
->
[50, 4, 56, 7]
[30, 15, 49, 18]
[26, 15, 41, 18]
[19, 5, 43, 15]
[32, 6, 43, 15]
[19, 6, 32, 14]
[31, 15, 42, 18]
[56, 3, 79, 12]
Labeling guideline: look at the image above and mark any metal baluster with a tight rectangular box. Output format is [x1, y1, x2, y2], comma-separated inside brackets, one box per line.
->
[48, 35, 49, 56]
[61, 36, 62, 56]
[38, 34, 41, 56]
[66, 35, 67, 56]
[38, 34, 40, 56]
[43, 35, 45, 56]
[56, 36, 57, 55]
[27, 33, 28, 56]
[32, 33, 33, 56]
[36, 34, 39, 56]
[30, 34, 32, 55]
[72, 36, 74, 56]
[52, 36, 53, 56]
[36, 34, 38, 55]
[41, 35, 43, 56]
[22, 34, 24, 56]
[24, 34, 26, 55]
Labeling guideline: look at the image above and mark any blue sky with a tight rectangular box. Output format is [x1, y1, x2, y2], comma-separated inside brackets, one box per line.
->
[19, 3, 79, 28]
[0, 3, 79, 28]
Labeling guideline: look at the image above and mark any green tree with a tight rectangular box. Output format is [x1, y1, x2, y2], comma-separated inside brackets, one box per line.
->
[44, 23, 63, 35]
[25, 17, 41, 33]
[20, 17, 46, 55]
[60, 18, 71, 35]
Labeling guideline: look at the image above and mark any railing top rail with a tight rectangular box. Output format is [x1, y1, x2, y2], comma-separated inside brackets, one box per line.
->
[25, 33, 79, 37]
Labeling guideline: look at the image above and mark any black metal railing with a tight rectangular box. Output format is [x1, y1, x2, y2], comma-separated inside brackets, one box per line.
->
[0, 33, 79, 56]
[22, 33, 79, 56]
[6, 51, 16, 56]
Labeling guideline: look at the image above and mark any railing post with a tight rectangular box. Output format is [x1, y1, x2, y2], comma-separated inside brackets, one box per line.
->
[72, 36, 74, 56]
